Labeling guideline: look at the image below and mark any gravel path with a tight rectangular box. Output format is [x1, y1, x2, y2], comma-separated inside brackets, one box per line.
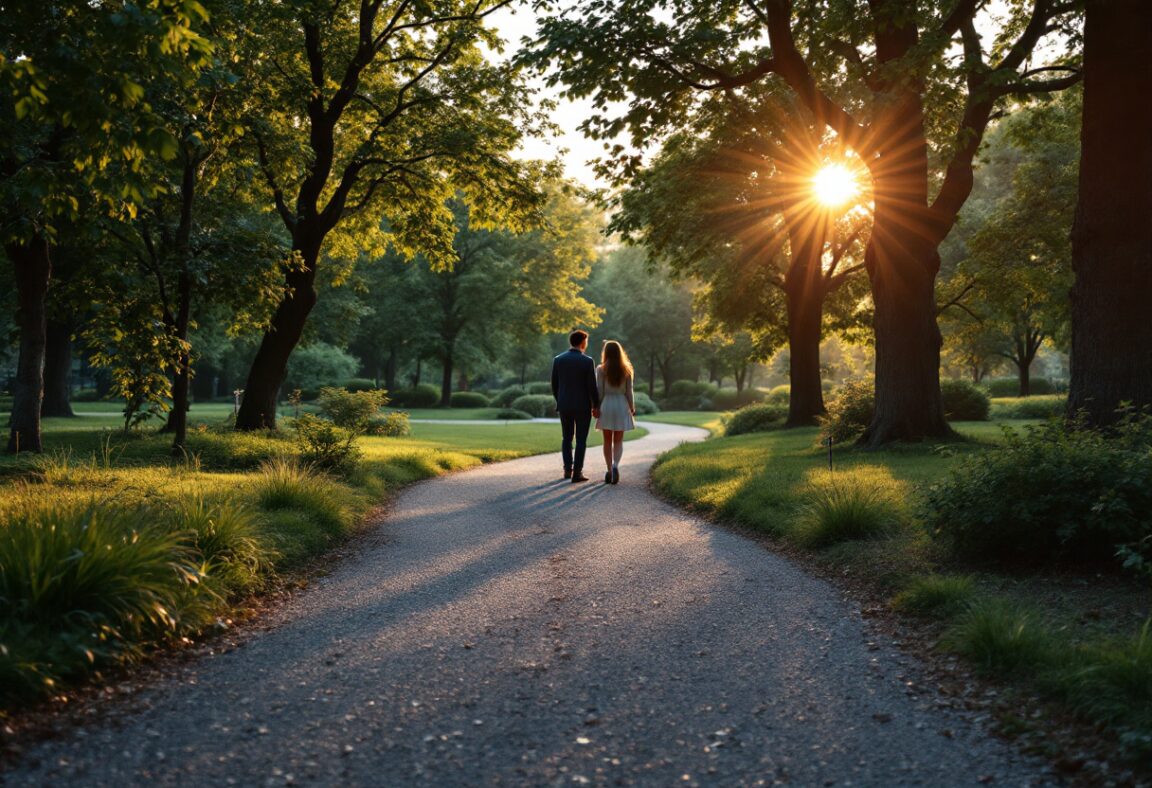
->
[4, 422, 1055, 787]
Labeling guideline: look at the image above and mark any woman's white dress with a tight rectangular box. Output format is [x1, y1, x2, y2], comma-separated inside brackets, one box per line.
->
[595, 366, 636, 431]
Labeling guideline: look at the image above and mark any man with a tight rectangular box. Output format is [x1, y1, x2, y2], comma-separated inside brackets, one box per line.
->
[551, 329, 600, 483]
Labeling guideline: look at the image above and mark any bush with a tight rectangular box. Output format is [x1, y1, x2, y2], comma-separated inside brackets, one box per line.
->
[724, 403, 786, 436]
[526, 382, 553, 395]
[892, 575, 976, 619]
[495, 408, 534, 420]
[634, 382, 650, 395]
[168, 495, 266, 597]
[450, 391, 491, 408]
[941, 379, 990, 421]
[991, 395, 1066, 420]
[711, 388, 766, 411]
[983, 377, 1055, 397]
[492, 385, 527, 408]
[924, 416, 1152, 568]
[389, 383, 441, 408]
[633, 391, 660, 415]
[510, 394, 556, 417]
[317, 387, 389, 432]
[365, 411, 411, 437]
[820, 380, 874, 444]
[766, 385, 791, 405]
[945, 600, 1054, 675]
[284, 343, 359, 395]
[788, 469, 907, 549]
[251, 458, 350, 555]
[342, 378, 379, 392]
[292, 414, 361, 474]
[0, 500, 200, 701]
[668, 380, 718, 399]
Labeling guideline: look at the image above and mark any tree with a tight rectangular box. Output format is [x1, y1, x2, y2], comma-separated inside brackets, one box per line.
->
[1066, 0, 1152, 425]
[613, 93, 870, 425]
[233, 0, 545, 429]
[527, 0, 1081, 445]
[0, 0, 210, 452]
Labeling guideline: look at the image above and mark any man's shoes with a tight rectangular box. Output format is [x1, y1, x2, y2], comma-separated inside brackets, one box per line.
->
[564, 468, 572, 480]
[604, 470, 612, 484]
[611, 467, 620, 485]
[571, 472, 589, 483]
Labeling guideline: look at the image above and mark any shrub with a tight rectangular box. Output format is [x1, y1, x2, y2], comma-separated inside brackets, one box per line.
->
[510, 394, 556, 417]
[0, 500, 199, 701]
[389, 383, 441, 408]
[450, 391, 491, 408]
[945, 600, 1054, 675]
[634, 382, 650, 395]
[633, 391, 660, 415]
[317, 387, 388, 432]
[891, 575, 976, 619]
[492, 386, 527, 407]
[820, 380, 874, 444]
[924, 416, 1152, 568]
[495, 408, 534, 420]
[342, 378, 379, 392]
[941, 379, 990, 421]
[711, 388, 766, 411]
[168, 495, 266, 597]
[292, 414, 361, 474]
[284, 342, 359, 394]
[724, 403, 786, 436]
[990, 395, 1066, 420]
[668, 380, 718, 399]
[365, 411, 411, 437]
[788, 469, 907, 549]
[251, 458, 350, 554]
[767, 385, 791, 405]
[526, 382, 553, 395]
[983, 376, 1055, 397]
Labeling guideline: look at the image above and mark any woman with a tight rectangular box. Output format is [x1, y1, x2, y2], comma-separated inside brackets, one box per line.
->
[595, 340, 636, 484]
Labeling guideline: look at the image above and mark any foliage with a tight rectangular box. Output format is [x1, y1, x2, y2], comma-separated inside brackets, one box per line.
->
[789, 469, 908, 549]
[166, 495, 266, 598]
[317, 387, 389, 433]
[495, 408, 533, 420]
[251, 458, 352, 556]
[633, 392, 660, 415]
[940, 380, 991, 421]
[525, 382, 553, 395]
[924, 417, 1152, 568]
[365, 412, 411, 438]
[284, 344, 360, 400]
[510, 394, 556, 418]
[724, 404, 786, 437]
[492, 386, 527, 407]
[892, 575, 977, 619]
[711, 388, 766, 411]
[450, 391, 491, 408]
[985, 377, 1057, 397]
[390, 384, 441, 408]
[945, 601, 1054, 676]
[343, 379, 379, 392]
[292, 415, 361, 475]
[820, 380, 874, 444]
[990, 395, 1067, 420]
[0, 500, 200, 701]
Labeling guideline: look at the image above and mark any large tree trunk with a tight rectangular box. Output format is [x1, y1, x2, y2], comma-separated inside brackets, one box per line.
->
[236, 250, 319, 430]
[1016, 360, 1031, 398]
[41, 318, 74, 418]
[1067, 0, 1152, 426]
[782, 206, 828, 427]
[6, 236, 51, 453]
[384, 348, 398, 393]
[440, 350, 454, 406]
[167, 271, 193, 453]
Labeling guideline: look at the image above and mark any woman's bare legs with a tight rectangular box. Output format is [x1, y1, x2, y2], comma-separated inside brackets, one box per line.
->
[611, 430, 624, 469]
[601, 430, 614, 470]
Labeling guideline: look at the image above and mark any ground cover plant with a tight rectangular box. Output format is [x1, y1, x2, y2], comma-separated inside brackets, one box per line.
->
[0, 407, 644, 708]
[651, 420, 1152, 764]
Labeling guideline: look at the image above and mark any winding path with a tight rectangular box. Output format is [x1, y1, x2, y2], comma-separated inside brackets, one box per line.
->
[5, 423, 1054, 786]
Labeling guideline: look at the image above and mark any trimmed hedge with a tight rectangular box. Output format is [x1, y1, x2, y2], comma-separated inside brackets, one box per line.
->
[983, 377, 1056, 397]
[510, 394, 556, 417]
[633, 391, 660, 415]
[390, 383, 441, 408]
[492, 386, 527, 408]
[343, 378, 379, 392]
[724, 403, 786, 436]
[450, 391, 491, 408]
[526, 382, 553, 395]
[941, 380, 990, 421]
[991, 395, 1067, 420]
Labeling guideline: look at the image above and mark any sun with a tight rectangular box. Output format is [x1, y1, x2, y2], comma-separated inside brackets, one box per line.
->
[812, 163, 860, 207]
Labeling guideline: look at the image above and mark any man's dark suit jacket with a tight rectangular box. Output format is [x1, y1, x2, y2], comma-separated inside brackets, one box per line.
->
[551, 348, 600, 413]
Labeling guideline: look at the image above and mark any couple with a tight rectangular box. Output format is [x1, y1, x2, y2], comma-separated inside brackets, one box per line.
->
[550, 330, 636, 484]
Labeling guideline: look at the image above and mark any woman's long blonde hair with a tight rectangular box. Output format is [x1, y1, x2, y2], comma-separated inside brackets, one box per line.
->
[601, 340, 633, 387]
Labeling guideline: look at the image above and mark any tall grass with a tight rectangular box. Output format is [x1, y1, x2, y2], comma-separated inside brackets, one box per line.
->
[892, 574, 976, 619]
[167, 494, 268, 597]
[945, 600, 1055, 675]
[251, 458, 352, 564]
[789, 468, 909, 549]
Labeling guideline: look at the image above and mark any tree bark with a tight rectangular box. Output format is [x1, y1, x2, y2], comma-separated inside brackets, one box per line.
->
[440, 350, 454, 406]
[166, 270, 193, 454]
[41, 318, 74, 418]
[236, 252, 319, 430]
[6, 236, 52, 453]
[1067, 0, 1152, 426]
[782, 205, 828, 427]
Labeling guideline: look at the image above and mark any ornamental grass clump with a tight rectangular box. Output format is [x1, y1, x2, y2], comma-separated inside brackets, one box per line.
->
[945, 600, 1055, 676]
[891, 574, 977, 619]
[789, 468, 908, 549]
[167, 494, 268, 597]
[0, 500, 201, 702]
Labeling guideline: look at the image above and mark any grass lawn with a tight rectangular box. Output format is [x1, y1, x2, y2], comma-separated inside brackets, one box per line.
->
[651, 419, 1152, 770]
[640, 411, 727, 436]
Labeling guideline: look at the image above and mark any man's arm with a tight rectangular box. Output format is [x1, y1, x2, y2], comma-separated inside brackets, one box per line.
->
[586, 360, 600, 410]
[551, 357, 560, 403]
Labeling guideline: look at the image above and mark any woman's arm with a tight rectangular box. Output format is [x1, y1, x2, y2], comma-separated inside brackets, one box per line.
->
[627, 374, 635, 415]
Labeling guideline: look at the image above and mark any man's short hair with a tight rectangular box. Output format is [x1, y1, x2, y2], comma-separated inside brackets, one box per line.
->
[569, 330, 589, 347]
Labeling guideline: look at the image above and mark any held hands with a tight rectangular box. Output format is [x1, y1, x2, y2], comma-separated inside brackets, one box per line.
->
[592, 408, 600, 418]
